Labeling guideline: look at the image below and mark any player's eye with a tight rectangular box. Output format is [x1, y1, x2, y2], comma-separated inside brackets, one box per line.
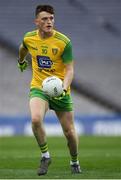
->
[50, 16, 54, 20]
[42, 17, 48, 21]
[42, 16, 54, 22]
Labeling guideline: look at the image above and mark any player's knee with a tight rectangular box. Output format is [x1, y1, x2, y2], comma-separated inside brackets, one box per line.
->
[64, 128, 76, 139]
[31, 115, 42, 128]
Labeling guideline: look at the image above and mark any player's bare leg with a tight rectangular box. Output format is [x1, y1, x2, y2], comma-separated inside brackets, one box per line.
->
[56, 111, 81, 173]
[29, 97, 51, 175]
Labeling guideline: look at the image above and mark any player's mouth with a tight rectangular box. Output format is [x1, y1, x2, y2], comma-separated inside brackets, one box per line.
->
[46, 25, 52, 29]
[45, 25, 53, 32]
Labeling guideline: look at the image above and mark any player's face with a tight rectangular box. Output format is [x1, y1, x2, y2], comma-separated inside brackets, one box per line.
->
[35, 11, 54, 33]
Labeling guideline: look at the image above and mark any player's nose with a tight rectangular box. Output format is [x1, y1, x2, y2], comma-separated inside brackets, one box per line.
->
[47, 18, 52, 23]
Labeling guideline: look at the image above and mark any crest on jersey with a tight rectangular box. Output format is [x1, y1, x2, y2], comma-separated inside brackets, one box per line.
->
[52, 48, 58, 55]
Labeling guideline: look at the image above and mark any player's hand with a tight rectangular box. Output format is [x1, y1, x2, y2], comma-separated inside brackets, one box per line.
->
[18, 59, 28, 72]
[53, 89, 67, 100]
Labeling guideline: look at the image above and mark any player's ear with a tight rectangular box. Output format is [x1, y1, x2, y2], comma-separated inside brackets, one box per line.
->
[34, 18, 39, 26]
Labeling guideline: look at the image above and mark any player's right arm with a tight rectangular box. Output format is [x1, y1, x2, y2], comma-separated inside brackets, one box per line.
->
[18, 43, 28, 72]
[19, 43, 28, 62]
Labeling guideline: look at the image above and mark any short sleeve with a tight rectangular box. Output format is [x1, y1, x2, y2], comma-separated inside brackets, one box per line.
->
[22, 38, 28, 49]
[61, 41, 73, 63]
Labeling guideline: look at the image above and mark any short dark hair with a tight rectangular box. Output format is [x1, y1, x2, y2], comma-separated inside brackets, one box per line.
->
[35, 5, 55, 17]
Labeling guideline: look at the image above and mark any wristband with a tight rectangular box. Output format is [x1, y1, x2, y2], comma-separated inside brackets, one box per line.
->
[18, 59, 25, 65]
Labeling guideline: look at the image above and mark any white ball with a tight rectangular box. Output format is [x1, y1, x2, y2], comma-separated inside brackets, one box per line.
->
[42, 76, 63, 97]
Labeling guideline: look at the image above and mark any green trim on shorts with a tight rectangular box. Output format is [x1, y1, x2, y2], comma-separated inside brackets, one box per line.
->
[29, 88, 73, 111]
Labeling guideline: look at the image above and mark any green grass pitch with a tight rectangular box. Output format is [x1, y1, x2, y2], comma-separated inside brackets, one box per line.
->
[0, 136, 121, 179]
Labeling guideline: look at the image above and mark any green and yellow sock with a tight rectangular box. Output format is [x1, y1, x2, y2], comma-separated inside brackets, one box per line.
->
[40, 142, 50, 158]
[40, 142, 48, 153]
[70, 154, 79, 165]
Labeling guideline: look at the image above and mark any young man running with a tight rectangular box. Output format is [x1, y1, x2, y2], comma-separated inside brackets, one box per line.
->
[18, 4, 81, 176]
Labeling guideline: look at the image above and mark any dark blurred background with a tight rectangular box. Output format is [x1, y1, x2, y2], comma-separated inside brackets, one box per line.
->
[0, 0, 121, 136]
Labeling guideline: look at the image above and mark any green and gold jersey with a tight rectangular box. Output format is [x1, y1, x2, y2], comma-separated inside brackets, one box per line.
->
[22, 29, 73, 91]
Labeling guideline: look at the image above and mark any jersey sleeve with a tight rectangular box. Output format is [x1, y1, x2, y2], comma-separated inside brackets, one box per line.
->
[22, 37, 28, 49]
[61, 41, 73, 63]
[22, 32, 30, 49]
[22, 39, 28, 49]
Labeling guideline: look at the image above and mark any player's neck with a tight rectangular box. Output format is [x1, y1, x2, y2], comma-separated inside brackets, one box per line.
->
[38, 30, 54, 39]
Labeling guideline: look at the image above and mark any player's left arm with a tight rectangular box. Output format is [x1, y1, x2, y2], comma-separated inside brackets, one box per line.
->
[62, 40, 74, 91]
[54, 40, 74, 100]
[54, 61, 73, 100]
[63, 61, 74, 91]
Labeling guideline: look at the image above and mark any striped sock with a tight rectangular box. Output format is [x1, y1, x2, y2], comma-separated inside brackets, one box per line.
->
[40, 142, 48, 153]
[71, 154, 79, 164]
[40, 142, 50, 158]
